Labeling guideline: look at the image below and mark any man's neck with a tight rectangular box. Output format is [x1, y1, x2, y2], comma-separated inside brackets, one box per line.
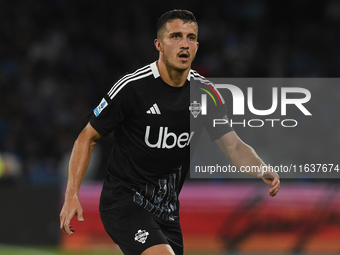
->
[156, 60, 190, 87]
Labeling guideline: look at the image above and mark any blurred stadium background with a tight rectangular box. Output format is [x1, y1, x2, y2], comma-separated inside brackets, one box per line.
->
[1, 0, 340, 254]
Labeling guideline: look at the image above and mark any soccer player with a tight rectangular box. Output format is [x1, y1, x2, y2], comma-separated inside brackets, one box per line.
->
[60, 9, 280, 255]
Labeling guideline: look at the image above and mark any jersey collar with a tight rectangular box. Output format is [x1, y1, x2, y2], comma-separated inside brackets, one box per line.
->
[150, 61, 191, 81]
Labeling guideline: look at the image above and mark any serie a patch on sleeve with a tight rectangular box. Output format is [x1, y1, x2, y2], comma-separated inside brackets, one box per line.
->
[93, 98, 108, 117]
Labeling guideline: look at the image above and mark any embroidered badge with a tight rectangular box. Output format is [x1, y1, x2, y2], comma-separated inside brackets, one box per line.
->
[134, 229, 149, 244]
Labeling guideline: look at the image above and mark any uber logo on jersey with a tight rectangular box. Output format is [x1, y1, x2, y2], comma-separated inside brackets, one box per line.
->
[144, 126, 194, 149]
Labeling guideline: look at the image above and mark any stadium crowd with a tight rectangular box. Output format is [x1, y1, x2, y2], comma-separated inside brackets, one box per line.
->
[1, 0, 340, 185]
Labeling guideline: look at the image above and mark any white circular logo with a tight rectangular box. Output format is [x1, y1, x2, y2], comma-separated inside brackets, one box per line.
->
[134, 229, 149, 244]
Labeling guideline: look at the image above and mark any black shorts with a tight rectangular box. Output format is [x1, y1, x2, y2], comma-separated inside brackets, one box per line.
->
[100, 203, 183, 255]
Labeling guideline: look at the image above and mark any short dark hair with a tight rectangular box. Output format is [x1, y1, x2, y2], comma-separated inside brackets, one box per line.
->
[156, 9, 198, 39]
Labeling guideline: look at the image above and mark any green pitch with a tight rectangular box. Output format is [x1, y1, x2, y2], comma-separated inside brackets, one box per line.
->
[0, 245, 213, 255]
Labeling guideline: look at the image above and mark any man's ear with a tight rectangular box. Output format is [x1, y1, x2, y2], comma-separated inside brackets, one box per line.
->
[154, 38, 163, 52]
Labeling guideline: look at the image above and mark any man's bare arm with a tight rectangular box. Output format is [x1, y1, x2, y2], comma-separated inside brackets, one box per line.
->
[215, 131, 280, 197]
[59, 122, 101, 236]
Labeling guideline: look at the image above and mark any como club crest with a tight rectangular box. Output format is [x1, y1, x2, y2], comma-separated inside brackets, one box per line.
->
[189, 101, 202, 118]
[134, 229, 149, 244]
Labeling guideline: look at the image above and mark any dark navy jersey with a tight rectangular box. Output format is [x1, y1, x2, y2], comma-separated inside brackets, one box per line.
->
[90, 61, 233, 221]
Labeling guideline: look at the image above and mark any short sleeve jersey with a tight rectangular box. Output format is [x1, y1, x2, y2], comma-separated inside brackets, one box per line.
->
[90, 61, 233, 221]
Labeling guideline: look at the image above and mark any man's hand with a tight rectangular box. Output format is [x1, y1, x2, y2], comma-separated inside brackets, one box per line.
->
[260, 170, 280, 197]
[59, 123, 100, 236]
[215, 132, 281, 197]
[59, 196, 84, 236]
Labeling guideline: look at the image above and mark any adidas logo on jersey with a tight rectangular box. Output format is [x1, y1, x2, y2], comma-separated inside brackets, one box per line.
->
[146, 103, 161, 115]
